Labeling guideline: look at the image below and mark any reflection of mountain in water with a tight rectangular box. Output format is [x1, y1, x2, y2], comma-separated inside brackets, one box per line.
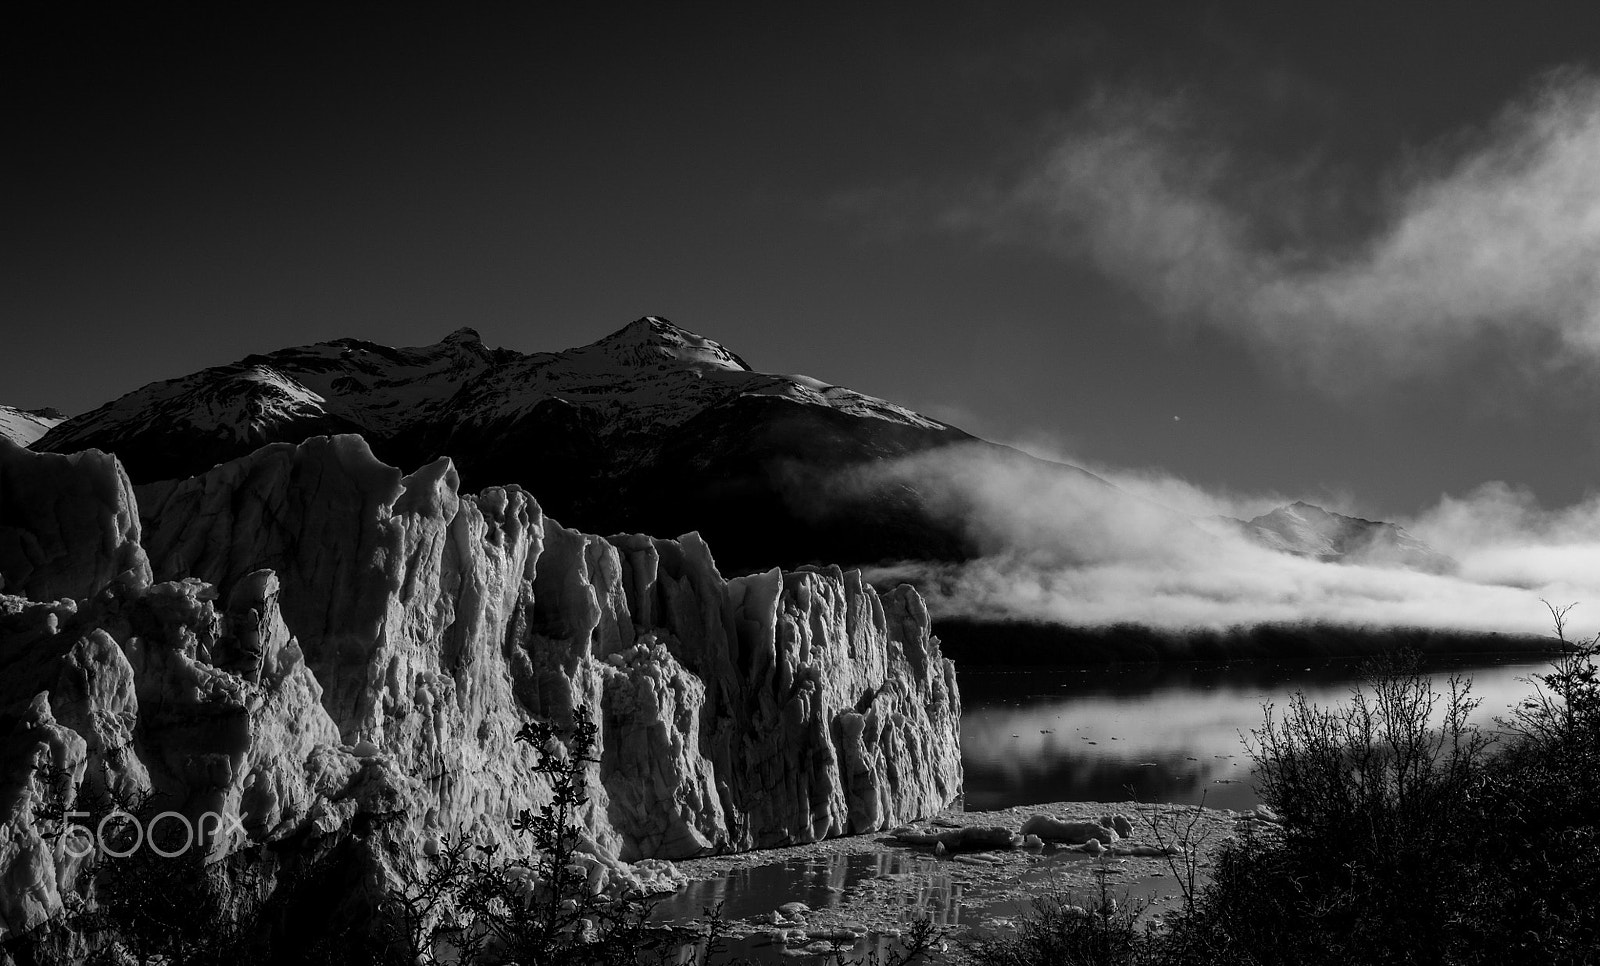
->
[958, 657, 1552, 812]
[959, 679, 1255, 810]
[962, 751, 1240, 812]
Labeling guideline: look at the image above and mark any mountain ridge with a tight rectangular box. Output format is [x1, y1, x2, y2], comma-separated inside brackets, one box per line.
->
[1230, 500, 1456, 573]
[29, 318, 1065, 572]
[24, 318, 1450, 578]
[36, 317, 954, 468]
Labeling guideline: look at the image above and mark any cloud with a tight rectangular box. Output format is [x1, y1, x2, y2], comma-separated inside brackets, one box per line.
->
[856, 443, 1600, 638]
[999, 436, 1300, 522]
[832, 69, 1600, 638]
[945, 70, 1600, 390]
[1406, 483, 1600, 603]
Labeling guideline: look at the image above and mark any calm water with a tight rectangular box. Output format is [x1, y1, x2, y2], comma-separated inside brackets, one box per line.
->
[651, 836, 1158, 963]
[961, 654, 1558, 812]
[654, 653, 1560, 960]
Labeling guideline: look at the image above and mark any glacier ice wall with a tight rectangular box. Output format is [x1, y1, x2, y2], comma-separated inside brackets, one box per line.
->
[0, 435, 961, 940]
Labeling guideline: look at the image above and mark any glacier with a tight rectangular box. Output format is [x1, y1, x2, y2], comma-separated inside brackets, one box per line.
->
[0, 434, 961, 942]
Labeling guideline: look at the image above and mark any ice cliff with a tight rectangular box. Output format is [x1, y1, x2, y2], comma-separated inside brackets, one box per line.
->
[0, 435, 961, 941]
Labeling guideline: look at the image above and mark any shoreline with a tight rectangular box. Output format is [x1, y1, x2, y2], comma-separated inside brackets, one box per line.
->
[655, 801, 1271, 961]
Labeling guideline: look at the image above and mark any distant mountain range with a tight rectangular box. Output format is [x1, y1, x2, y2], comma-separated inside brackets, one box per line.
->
[1228, 501, 1455, 573]
[7, 318, 1449, 576]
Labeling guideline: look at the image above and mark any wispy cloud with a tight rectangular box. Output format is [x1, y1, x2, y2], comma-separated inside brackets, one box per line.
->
[856, 443, 1600, 637]
[831, 68, 1600, 636]
[939, 70, 1600, 391]
[1408, 483, 1600, 596]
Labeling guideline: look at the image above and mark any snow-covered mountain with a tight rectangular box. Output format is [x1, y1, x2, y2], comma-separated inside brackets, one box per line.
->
[33, 318, 1025, 571]
[34, 325, 509, 476]
[40, 320, 946, 463]
[0, 406, 65, 446]
[30, 319, 1451, 577]
[1233, 501, 1455, 573]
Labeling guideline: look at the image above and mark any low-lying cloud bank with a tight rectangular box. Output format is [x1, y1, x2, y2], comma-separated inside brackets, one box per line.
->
[842, 69, 1600, 637]
[943, 70, 1600, 391]
[858, 444, 1600, 638]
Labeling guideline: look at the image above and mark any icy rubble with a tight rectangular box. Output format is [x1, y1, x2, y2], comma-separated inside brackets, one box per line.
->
[0, 435, 961, 940]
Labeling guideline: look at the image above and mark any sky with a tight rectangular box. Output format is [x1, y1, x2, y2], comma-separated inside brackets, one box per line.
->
[8, 1, 1600, 527]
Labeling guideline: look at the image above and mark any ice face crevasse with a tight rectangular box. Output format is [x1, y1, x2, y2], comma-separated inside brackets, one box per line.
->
[0, 434, 961, 941]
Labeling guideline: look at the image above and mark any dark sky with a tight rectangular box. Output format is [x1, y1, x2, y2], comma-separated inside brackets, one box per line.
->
[8, 1, 1600, 518]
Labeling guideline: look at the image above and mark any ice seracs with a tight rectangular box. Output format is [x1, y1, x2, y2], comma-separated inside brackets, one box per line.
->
[0, 434, 962, 942]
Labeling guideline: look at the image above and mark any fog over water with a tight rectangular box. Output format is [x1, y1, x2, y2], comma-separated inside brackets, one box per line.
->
[844, 72, 1600, 641]
[863, 441, 1600, 638]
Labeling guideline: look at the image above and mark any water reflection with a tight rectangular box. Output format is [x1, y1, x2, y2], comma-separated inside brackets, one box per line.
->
[652, 844, 1125, 963]
[652, 849, 965, 963]
[961, 655, 1554, 811]
[651, 655, 1560, 962]
[653, 849, 960, 928]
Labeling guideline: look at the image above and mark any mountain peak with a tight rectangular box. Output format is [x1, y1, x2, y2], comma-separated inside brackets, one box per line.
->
[1269, 501, 1381, 529]
[441, 326, 482, 345]
[1239, 501, 1454, 573]
[1276, 501, 1330, 520]
[583, 317, 752, 372]
[1281, 500, 1327, 514]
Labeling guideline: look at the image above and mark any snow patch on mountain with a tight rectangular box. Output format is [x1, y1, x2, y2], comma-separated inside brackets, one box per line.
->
[577, 316, 753, 372]
[0, 407, 64, 447]
[38, 317, 948, 464]
[743, 374, 946, 429]
[41, 365, 337, 447]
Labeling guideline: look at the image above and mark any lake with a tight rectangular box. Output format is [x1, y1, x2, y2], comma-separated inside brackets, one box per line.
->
[959, 653, 1559, 812]
[654, 652, 1562, 960]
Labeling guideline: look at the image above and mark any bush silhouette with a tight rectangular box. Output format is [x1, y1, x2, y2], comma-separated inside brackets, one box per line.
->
[978, 609, 1600, 966]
